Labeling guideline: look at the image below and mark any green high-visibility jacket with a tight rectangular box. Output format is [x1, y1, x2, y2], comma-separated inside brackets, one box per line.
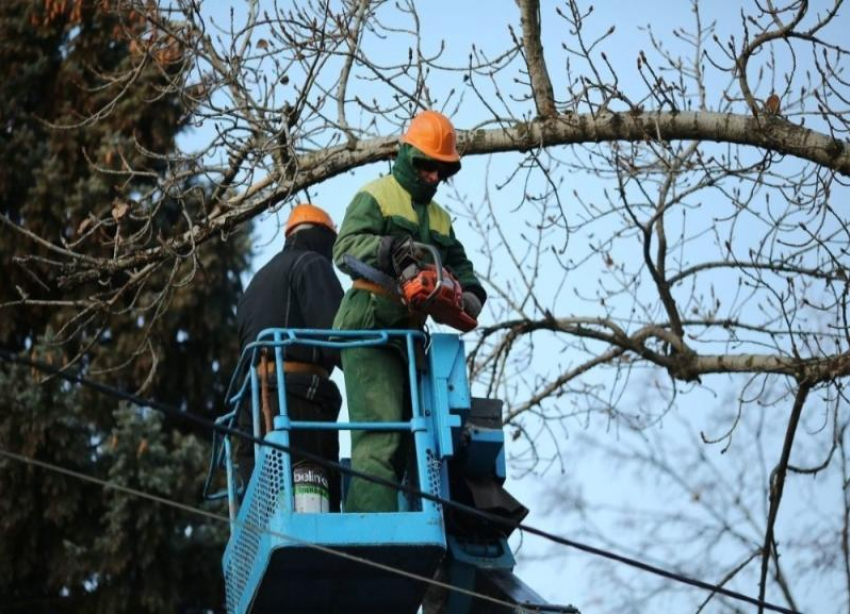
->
[333, 148, 485, 330]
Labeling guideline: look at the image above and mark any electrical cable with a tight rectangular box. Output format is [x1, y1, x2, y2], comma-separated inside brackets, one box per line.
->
[0, 348, 801, 614]
[0, 447, 538, 614]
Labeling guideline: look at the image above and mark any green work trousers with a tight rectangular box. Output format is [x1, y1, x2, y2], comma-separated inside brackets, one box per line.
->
[342, 345, 410, 512]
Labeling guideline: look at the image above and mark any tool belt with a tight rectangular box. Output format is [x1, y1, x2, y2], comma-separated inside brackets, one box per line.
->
[353, 278, 395, 298]
[261, 359, 329, 380]
[352, 278, 430, 330]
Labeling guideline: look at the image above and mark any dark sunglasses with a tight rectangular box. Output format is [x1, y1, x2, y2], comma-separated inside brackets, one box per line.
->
[414, 158, 451, 179]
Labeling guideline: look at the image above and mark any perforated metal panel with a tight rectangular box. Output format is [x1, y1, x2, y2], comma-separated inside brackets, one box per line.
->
[426, 449, 442, 499]
[224, 448, 287, 614]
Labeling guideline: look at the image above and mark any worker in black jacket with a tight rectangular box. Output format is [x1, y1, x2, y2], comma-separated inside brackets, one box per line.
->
[236, 203, 344, 511]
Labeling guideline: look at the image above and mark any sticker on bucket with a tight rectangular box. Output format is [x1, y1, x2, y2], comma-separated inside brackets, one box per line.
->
[293, 464, 329, 513]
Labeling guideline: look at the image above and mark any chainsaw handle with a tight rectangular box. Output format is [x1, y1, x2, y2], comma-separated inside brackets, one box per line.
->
[412, 242, 444, 305]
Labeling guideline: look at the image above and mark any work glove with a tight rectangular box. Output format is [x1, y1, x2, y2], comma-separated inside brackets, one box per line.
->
[379, 235, 428, 276]
[377, 235, 412, 274]
[461, 291, 483, 319]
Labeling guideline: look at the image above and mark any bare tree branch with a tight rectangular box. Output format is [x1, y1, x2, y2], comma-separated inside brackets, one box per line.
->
[516, 0, 557, 117]
[757, 380, 812, 613]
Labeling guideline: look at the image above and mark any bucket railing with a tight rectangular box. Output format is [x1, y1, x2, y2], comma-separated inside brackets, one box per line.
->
[221, 328, 435, 523]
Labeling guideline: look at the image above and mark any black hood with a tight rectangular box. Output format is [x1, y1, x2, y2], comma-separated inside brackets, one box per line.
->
[284, 225, 336, 260]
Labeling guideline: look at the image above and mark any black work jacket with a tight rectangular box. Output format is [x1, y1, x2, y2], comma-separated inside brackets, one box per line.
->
[236, 228, 344, 408]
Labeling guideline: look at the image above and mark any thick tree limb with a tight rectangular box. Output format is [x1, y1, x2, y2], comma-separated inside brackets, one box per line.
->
[691, 353, 850, 381]
[517, 0, 557, 117]
[482, 316, 850, 419]
[49, 110, 849, 289]
[461, 111, 850, 174]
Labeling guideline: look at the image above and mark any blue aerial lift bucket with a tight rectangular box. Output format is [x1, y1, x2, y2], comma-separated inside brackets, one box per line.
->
[207, 328, 579, 614]
[218, 329, 457, 614]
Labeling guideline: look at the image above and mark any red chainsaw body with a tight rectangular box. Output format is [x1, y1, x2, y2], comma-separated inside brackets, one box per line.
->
[400, 264, 478, 333]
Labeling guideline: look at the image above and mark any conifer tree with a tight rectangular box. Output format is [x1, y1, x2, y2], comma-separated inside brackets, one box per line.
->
[0, 2, 248, 611]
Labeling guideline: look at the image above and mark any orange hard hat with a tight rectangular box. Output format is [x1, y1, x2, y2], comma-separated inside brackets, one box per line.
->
[400, 110, 460, 163]
[285, 203, 336, 237]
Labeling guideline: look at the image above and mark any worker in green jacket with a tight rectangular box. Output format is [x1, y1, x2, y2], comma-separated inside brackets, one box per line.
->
[333, 110, 487, 512]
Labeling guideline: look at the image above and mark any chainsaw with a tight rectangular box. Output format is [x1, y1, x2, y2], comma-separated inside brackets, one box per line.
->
[343, 240, 478, 332]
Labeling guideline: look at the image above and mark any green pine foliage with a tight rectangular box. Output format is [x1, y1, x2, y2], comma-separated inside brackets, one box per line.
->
[93, 405, 227, 614]
[1, 1, 251, 612]
[0, 357, 102, 614]
[0, 362, 228, 614]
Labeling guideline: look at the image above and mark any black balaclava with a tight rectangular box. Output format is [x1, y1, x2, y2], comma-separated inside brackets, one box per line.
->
[392, 143, 461, 204]
[284, 224, 336, 260]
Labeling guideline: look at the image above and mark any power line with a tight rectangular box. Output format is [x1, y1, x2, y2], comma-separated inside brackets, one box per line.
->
[0, 447, 529, 613]
[0, 348, 801, 614]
